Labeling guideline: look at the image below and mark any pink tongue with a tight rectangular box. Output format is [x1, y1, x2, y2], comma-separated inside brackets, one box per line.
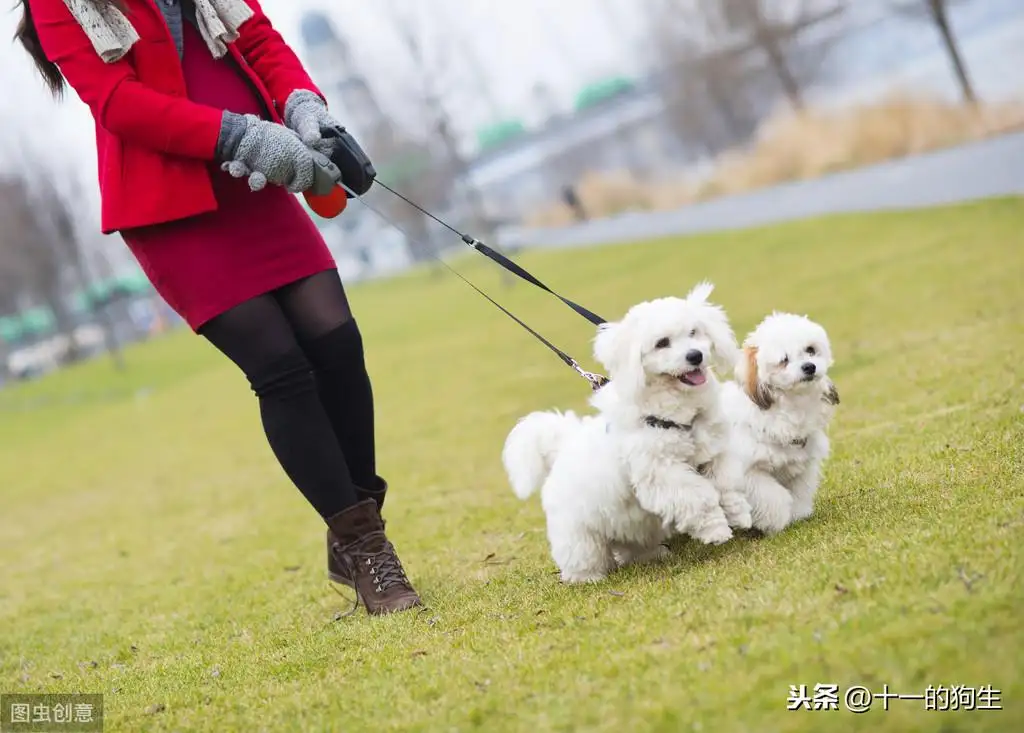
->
[684, 370, 706, 386]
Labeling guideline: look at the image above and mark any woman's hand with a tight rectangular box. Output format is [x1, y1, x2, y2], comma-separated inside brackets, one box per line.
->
[283, 90, 342, 153]
[283, 90, 378, 198]
[216, 112, 316, 193]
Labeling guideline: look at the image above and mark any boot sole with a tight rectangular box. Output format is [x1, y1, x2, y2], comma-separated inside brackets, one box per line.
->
[364, 596, 424, 615]
[330, 579, 424, 615]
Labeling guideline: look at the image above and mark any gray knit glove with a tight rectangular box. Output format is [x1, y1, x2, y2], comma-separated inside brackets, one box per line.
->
[216, 112, 316, 193]
[283, 89, 339, 154]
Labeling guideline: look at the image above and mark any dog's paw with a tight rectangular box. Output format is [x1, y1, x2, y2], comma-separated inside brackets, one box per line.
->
[790, 500, 814, 523]
[751, 515, 789, 535]
[723, 500, 753, 530]
[730, 508, 753, 530]
[751, 507, 792, 535]
[693, 522, 733, 546]
[560, 569, 608, 584]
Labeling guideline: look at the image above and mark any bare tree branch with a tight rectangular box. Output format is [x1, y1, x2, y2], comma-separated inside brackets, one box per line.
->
[0, 135, 125, 369]
[645, 0, 848, 154]
[377, 1, 512, 282]
[890, 0, 976, 103]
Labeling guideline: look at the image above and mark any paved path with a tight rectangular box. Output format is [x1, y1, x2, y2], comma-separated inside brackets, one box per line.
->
[517, 131, 1024, 249]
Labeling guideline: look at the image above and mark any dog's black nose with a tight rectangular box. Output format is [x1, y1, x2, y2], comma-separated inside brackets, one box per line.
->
[685, 349, 703, 366]
[801, 362, 816, 376]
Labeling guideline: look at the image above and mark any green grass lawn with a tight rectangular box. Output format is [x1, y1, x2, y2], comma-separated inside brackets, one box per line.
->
[1, 198, 1022, 732]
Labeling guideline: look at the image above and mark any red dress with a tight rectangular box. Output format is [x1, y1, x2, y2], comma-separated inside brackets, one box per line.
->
[120, 21, 336, 331]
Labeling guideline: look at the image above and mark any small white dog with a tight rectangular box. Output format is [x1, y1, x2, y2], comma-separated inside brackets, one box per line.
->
[502, 282, 752, 584]
[721, 312, 840, 534]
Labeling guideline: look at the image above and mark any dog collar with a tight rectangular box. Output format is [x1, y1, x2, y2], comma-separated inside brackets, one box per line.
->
[644, 416, 692, 432]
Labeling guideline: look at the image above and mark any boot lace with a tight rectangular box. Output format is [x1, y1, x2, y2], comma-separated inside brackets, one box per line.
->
[350, 532, 410, 593]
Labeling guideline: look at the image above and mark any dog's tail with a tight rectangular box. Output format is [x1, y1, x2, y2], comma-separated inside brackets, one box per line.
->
[502, 410, 582, 500]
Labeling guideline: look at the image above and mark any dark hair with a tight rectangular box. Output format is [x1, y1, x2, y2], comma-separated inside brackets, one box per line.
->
[15, 0, 128, 97]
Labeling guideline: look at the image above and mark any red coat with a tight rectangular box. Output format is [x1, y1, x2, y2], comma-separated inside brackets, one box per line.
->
[30, 0, 323, 234]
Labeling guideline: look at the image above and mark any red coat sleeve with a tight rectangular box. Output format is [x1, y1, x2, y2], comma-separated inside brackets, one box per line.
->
[235, 0, 325, 114]
[29, 0, 223, 160]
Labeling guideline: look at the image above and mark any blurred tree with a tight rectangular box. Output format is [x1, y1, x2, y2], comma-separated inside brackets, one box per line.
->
[719, 0, 815, 110]
[0, 173, 82, 361]
[647, 0, 847, 155]
[0, 148, 125, 369]
[0, 186, 36, 332]
[892, 0, 976, 104]
[381, 1, 513, 284]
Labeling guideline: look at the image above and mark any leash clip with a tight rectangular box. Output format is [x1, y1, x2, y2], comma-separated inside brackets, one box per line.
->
[569, 359, 610, 391]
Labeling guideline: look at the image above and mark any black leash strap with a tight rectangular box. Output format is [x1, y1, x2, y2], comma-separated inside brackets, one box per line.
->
[438, 264, 609, 392]
[373, 181, 607, 326]
[336, 181, 609, 392]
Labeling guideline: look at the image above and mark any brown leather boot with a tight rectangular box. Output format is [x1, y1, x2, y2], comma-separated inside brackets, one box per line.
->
[327, 478, 387, 586]
[325, 499, 422, 615]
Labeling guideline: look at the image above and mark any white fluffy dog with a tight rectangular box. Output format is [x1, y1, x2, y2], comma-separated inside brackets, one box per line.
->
[502, 283, 753, 584]
[721, 312, 840, 534]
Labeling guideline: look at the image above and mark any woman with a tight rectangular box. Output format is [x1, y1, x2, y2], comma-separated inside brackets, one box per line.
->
[17, 0, 422, 616]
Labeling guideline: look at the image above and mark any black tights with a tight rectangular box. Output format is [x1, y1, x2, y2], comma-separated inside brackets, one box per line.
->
[199, 270, 375, 519]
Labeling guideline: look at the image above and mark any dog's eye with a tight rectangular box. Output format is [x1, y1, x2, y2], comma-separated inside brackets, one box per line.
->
[780, 356, 790, 366]
[806, 346, 816, 356]
[689, 328, 697, 337]
[655, 337, 670, 349]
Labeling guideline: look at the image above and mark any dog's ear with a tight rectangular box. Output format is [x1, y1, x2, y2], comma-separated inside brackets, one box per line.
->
[593, 320, 645, 396]
[823, 380, 840, 406]
[685, 280, 715, 304]
[738, 345, 774, 410]
[700, 302, 740, 377]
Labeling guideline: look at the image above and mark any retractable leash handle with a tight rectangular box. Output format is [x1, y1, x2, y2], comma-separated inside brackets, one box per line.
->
[303, 124, 377, 218]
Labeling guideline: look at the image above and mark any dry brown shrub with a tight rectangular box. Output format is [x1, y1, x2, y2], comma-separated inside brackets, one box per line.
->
[525, 94, 1024, 225]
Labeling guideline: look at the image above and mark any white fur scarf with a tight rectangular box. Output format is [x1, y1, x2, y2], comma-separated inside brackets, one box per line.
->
[61, 0, 255, 62]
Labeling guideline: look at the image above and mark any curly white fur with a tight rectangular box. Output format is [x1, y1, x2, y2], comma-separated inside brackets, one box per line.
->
[502, 282, 752, 584]
[721, 312, 840, 534]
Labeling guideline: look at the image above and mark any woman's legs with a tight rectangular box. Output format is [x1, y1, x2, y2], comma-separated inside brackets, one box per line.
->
[198, 293, 360, 518]
[274, 270, 378, 490]
[265, 270, 422, 614]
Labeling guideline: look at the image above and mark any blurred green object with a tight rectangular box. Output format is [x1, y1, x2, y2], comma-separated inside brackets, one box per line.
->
[0, 268, 155, 344]
[476, 119, 526, 151]
[0, 307, 56, 344]
[71, 284, 112, 313]
[574, 76, 635, 110]
[19, 307, 56, 336]
[70, 269, 153, 313]
[116, 270, 151, 294]
[0, 316, 24, 343]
